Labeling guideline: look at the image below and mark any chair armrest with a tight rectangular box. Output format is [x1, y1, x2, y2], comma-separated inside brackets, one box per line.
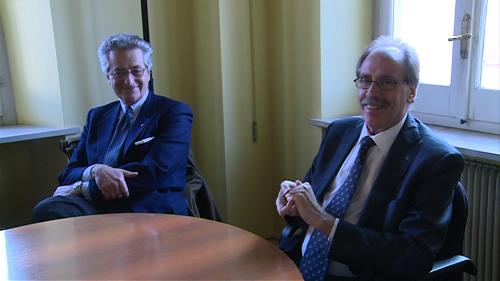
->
[425, 255, 477, 280]
[59, 134, 80, 159]
[281, 224, 304, 240]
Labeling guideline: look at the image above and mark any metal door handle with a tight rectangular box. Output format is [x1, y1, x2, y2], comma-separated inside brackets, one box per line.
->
[448, 14, 472, 59]
[448, 33, 472, 41]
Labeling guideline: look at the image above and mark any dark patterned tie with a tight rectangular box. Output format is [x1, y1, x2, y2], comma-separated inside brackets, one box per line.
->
[102, 106, 134, 167]
[300, 136, 375, 281]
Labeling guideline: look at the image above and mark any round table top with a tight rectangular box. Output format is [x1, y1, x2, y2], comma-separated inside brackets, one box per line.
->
[1, 213, 302, 280]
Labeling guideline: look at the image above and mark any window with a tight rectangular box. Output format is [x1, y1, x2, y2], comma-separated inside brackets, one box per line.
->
[376, 0, 499, 134]
[0, 20, 16, 126]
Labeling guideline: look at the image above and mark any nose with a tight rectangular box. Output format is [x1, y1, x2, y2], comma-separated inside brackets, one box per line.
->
[122, 72, 135, 84]
[365, 81, 379, 96]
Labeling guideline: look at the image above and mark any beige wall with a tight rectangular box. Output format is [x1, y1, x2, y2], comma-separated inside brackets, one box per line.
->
[321, 0, 373, 117]
[0, 0, 63, 127]
[51, 0, 143, 127]
[0, 0, 372, 237]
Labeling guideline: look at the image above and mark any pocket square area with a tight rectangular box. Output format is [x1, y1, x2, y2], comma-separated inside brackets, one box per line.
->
[134, 136, 155, 145]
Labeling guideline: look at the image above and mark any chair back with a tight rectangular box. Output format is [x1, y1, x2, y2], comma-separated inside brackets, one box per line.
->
[184, 151, 222, 221]
[437, 182, 467, 259]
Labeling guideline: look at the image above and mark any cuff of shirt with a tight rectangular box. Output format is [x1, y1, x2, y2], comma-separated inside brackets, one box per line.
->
[328, 218, 340, 242]
[82, 164, 98, 181]
[82, 181, 92, 200]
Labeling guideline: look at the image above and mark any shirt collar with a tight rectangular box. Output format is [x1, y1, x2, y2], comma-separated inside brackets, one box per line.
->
[359, 113, 408, 157]
[118, 90, 149, 117]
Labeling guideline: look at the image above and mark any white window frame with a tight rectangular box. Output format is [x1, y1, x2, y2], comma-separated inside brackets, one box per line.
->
[374, 0, 500, 135]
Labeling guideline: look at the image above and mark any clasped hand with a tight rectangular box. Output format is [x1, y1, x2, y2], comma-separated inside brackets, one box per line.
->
[276, 180, 334, 231]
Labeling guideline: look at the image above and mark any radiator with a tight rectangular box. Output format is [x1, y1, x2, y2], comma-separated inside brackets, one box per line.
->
[462, 159, 500, 281]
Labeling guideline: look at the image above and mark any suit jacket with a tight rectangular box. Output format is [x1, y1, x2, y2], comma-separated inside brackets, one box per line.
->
[279, 115, 464, 281]
[59, 92, 193, 215]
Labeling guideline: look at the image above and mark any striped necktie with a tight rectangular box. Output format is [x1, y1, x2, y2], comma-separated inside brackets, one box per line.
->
[102, 106, 134, 167]
[300, 136, 375, 281]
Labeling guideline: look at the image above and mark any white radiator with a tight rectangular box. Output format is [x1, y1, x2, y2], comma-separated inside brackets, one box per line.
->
[462, 159, 500, 281]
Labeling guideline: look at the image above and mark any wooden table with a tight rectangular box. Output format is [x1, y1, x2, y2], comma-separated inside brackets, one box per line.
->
[1, 213, 302, 280]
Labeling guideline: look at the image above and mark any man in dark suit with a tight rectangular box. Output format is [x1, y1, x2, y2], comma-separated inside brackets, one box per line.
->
[33, 33, 192, 221]
[276, 37, 464, 281]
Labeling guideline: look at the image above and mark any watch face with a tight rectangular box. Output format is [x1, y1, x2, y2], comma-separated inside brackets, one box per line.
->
[73, 181, 83, 194]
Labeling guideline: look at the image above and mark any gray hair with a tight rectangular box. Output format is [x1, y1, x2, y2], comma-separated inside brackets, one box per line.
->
[356, 36, 420, 86]
[98, 33, 153, 73]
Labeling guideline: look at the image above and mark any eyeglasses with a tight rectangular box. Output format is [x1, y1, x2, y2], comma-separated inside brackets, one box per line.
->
[354, 77, 408, 91]
[108, 68, 148, 80]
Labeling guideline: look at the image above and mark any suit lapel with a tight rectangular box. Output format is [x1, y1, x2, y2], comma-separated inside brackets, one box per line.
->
[97, 104, 121, 163]
[122, 93, 155, 154]
[315, 123, 363, 200]
[357, 115, 421, 225]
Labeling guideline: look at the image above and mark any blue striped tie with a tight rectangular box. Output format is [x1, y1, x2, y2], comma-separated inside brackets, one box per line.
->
[300, 136, 375, 281]
[102, 106, 134, 167]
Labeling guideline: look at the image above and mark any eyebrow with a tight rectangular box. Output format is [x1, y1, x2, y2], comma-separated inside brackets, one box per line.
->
[111, 65, 145, 71]
[359, 73, 399, 80]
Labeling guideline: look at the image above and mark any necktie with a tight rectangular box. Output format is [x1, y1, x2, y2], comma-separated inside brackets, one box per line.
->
[102, 106, 134, 167]
[300, 136, 375, 281]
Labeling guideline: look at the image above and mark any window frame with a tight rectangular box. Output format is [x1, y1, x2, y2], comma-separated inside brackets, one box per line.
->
[374, 0, 499, 135]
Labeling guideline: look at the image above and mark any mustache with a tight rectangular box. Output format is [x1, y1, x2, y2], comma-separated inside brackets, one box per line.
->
[361, 97, 390, 108]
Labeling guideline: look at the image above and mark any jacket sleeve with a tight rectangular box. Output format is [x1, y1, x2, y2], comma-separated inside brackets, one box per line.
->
[58, 110, 93, 186]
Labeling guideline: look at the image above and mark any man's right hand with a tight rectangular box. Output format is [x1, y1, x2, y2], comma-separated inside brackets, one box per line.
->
[91, 164, 138, 200]
[276, 180, 300, 217]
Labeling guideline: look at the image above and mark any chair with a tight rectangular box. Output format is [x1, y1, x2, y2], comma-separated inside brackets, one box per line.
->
[279, 182, 477, 280]
[423, 182, 477, 280]
[59, 135, 222, 221]
[184, 150, 222, 221]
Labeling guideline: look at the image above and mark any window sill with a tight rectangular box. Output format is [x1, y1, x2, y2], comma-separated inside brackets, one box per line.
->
[0, 125, 80, 144]
[310, 118, 500, 162]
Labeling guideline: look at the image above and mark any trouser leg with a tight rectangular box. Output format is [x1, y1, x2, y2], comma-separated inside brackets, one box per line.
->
[32, 195, 100, 223]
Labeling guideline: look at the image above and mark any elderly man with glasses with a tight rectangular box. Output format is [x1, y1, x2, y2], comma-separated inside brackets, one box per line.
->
[33, 33, 192, 221]
[276, 36, 464, 281]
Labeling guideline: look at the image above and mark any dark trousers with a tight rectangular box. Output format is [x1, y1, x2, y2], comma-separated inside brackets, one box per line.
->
[32, 195, 132, 223]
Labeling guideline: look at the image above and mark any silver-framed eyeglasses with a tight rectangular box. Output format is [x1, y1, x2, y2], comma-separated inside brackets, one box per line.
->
[354, 77, 409, 91]
[108, 68, 148, 80]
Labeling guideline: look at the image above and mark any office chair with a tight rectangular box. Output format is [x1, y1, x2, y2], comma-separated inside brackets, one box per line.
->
[60, 136, 222, 222]
[279, 182, 477, 281]
[423, 182, 476, 281]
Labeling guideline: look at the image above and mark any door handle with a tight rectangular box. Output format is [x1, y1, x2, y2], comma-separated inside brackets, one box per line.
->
[448, 33, 472, 41]
[448, 14, 472, 59]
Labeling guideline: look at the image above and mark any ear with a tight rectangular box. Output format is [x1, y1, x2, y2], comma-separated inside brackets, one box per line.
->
[407, 85, 417, 103]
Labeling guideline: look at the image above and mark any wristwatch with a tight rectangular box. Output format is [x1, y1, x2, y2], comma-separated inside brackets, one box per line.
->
[72, 181, 83, 195]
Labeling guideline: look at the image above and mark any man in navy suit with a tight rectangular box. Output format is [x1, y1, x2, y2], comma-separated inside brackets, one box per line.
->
[33, 33, 192, 222]
[276, 37, 464, 281]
